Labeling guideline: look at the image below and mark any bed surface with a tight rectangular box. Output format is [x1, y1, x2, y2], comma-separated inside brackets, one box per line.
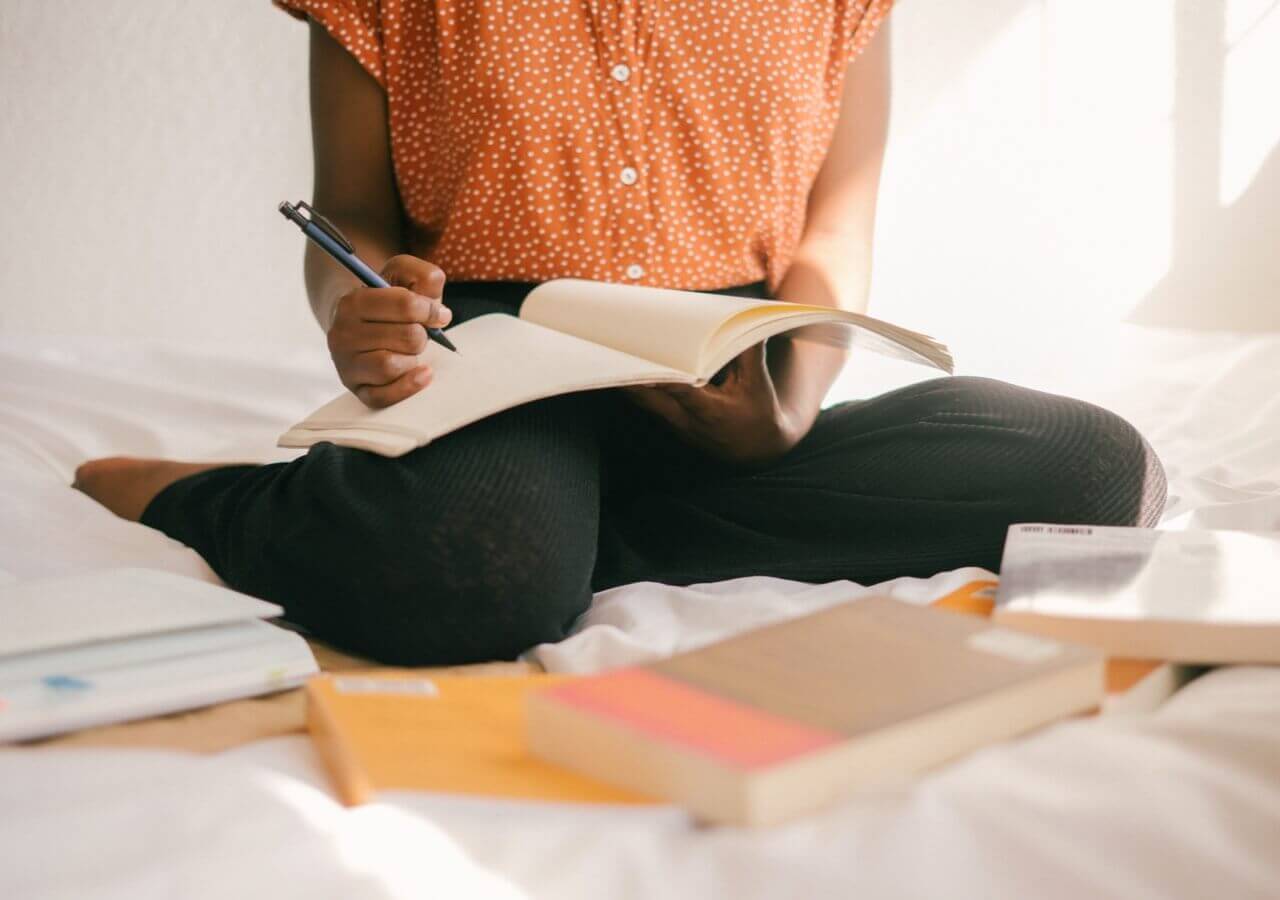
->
[2, 326, 1279, 898]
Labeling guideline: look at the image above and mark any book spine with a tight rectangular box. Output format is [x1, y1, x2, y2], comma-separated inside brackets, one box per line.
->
[526, 691, 748, 825]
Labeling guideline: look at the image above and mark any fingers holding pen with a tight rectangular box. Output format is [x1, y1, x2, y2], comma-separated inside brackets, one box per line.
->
[328, 279, 452, 408]
[353, 366, 433, 408]
[333, 321, 429, 355]
[346, 286, 452, 329]
[381, 255, 447, 301]
[281, 200, 454, 406]
[378, 257, 454, 347]
[348, 348, 428, 387]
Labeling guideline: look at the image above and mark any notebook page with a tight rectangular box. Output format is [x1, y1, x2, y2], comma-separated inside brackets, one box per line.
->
[701, 310, 856, 375]
[521, 279, 789, 373]
[282, 314, 692, 447]
[523, 279, 954, 376]
[699, 309, 947, 374]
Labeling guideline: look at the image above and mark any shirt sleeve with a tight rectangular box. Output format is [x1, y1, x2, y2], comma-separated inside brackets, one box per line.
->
[274, 0, 386, 88]
[843, 0, 894, 65]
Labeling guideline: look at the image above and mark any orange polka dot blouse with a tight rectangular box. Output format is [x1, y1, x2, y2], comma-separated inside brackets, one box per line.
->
[277, 0, 893, 295]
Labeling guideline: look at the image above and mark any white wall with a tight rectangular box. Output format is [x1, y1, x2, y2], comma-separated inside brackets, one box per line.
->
[872, 0, 1280, 355]
[1, 0, 1277, 350]
[0, 1, 316, 344]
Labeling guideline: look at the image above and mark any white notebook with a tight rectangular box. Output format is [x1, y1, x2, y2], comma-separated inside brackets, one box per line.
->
[279, 278, 953, 457]
[994, 524, 1280, 663]
[0, 568, 318, 742]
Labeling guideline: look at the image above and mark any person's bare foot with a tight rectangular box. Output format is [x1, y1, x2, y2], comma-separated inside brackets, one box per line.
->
[73, 457, 229, 522]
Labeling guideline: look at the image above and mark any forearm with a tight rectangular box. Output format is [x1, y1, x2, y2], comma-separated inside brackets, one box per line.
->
[769, 19, 890, 438]
[304, 215, 404, 331]
[769, 235, 873, 435]
[305, 20, 406, 332]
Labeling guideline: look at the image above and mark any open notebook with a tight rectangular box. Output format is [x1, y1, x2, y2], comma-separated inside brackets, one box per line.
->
[279, 278, 953, 457]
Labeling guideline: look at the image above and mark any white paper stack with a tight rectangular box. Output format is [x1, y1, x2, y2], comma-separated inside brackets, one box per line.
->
[0, 568, 318, 742]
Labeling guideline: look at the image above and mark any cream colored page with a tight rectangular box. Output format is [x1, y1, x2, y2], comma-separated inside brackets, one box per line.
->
[521, 279, 953, 377]
[277, 426, 419, 457]
[282, 314, 692, 444]
[703, 308, 954, 375]
[520, 278, 790, 373]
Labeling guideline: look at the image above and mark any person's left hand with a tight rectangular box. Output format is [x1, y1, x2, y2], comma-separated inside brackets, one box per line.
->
[621, 343, 804, 467]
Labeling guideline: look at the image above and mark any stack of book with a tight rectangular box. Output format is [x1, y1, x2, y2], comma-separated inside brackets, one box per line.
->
[527, 595, 1104, 826]
[0, 568, 317, 742]
[305, 596, 1102, 822]
[931, 577, 1194, 716]
[302, 524, 1278, 827]
[525, 525, 1280, 824]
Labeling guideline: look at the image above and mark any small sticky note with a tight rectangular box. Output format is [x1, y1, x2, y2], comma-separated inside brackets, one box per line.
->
[332, 676, 439, 697]
[43, 675, 92, 691]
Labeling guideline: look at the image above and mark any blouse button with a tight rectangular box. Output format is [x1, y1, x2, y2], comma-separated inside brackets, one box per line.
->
[619, 166, 638, 186]
[625, 264, 645, 279]
[611, 63, 631, 83]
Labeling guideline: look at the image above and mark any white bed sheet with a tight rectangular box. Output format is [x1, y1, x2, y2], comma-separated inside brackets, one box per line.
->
[4, 667, 1278, 900]
[2, 325, 1279, 899]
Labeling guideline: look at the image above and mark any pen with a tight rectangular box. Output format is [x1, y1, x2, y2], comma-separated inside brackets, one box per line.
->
[278, 200, 457, 353]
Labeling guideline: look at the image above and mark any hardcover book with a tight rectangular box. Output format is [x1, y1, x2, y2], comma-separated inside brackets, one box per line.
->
[526, 595, 1102, 826]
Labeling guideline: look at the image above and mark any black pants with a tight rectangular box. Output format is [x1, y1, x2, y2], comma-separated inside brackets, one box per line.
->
[142, 281, 1167, 665]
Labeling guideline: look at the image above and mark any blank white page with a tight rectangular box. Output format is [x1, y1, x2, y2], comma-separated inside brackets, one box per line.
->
[285, 314, 692, 448]
[0, 568, 282, 657]
[524, 279, 954, 375]
[521, 279, 794, 373]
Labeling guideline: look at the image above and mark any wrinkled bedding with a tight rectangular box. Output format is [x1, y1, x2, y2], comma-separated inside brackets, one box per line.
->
[2, 325, 1278, 899]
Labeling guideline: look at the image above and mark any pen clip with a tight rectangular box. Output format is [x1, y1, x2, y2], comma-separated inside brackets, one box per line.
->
[281, 200, 355, 254]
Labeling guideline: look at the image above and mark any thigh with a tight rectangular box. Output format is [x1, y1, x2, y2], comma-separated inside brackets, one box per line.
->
[594, 376, 1165, 588]
[592, 389, 723, 502]
[790, 375, 1164, 520]
[145, 389, 606, 663]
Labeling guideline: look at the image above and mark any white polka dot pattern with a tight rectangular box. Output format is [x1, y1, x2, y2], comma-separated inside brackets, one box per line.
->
[276, 0, 893, 295]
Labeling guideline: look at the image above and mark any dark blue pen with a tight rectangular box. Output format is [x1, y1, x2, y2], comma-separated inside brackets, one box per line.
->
[279, 200, 457, 353]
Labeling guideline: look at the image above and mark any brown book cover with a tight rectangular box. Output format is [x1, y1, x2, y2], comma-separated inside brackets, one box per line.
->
[527, 596, 1103, 826]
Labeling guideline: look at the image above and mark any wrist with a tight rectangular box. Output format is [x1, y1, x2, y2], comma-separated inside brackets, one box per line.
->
[735, 400, 807, 468]
[778, 395, 818, 447]
[768, 336, 841, 442]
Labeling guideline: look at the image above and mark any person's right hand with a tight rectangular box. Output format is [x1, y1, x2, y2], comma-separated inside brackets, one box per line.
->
[326, 255, 452, 408]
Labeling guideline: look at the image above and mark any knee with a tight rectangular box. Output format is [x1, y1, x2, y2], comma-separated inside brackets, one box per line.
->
[324, 511, 594, 667]
[1056, 403, 1167, 527]
[271, 436, 598, 664]
[939, 377, 1168, 527]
